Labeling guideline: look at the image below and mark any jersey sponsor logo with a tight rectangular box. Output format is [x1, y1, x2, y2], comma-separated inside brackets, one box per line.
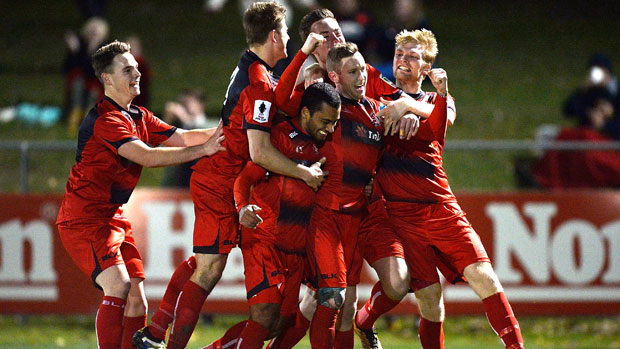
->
[351, 121, 382, 146]
[289, 130, 299, 138]
[101, 250, 119, 262]
[253, 100, 271, 123]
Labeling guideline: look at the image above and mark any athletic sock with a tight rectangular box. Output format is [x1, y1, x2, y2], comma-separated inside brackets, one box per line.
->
[356, 282, 400, 330]
[201, 320, 248, 349]
[236, 319, 270, 348]
[309, 305, 338, 348]
[167, 280, 209, 349]
[267, 307, 310, 348]
[148, 256, 197, 340]
[482, 292, 524, 349]
[122, 314, 147, 349]
[334, 328, 354, 349]
[96, 296, 126, 349]
[418, 317, 444, 349]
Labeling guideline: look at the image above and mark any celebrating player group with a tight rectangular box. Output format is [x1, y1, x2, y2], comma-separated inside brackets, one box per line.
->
[57, 2, 524, 348]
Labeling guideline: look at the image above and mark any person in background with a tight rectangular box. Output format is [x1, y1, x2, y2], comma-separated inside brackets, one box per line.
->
[563, 53, 620, 139]
[63, 16, 109, 133]
[534, 85, 620, 188]
[161, 88, 218, 187]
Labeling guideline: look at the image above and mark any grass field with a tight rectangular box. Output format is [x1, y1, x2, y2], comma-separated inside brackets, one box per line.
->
[1, 314, 619, 348]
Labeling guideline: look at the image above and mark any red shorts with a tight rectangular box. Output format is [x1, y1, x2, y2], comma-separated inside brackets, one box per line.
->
[306, 205, 364, 288]
[57, 214, 145, 289]
[241, 241, 304, 315]
[387, 201, 489, 291]
[358, 199, 405, 266]
[190, 172, 239, 254]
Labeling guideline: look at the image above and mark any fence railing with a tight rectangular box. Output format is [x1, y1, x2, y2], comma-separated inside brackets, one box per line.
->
[3, 139, 620, 193]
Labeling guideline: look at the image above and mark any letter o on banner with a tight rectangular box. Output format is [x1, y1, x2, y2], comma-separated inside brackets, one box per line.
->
[551, 220, 605, 285]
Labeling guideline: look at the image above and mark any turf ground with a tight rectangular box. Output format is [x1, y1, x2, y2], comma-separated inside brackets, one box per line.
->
[1, 314, 619, 348]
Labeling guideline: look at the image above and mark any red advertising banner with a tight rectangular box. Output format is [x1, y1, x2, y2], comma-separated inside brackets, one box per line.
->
[1, 190, 619, 316]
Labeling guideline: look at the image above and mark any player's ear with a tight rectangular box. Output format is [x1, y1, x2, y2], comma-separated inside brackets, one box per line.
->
[301, 106, 311, 123]
[101, 72, 111, 86]
[328, 71, 339, 84]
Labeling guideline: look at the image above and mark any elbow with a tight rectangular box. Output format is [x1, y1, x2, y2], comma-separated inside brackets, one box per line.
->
[249, 146, 266, 167]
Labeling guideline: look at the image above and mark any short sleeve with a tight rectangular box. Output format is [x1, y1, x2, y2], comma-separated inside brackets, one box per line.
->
[243, 82, 277, 133]
[94, 113, 138, 154]
[142, 108, 177, 146]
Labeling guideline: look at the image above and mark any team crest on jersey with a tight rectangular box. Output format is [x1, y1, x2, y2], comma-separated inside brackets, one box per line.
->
[296, 145, 304, 153]
[289, 130, 299, 138]
[253, 100, 271, 123]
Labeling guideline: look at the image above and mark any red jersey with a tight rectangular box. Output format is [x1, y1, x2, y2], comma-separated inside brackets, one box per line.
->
[317, 96, 384, 212]
[376, 92, 454, 203]
[192, 50, 279, 189]
[274, 50, 402, 117]
[57, 97, 176, 223]
[234, 118, 322, 253]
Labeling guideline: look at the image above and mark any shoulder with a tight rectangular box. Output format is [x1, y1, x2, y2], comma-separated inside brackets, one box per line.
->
[248, 61, 274, 89]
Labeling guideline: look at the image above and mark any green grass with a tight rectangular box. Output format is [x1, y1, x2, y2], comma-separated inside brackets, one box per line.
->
[1, 0, 619, 192]
[1, 314, 619, 348]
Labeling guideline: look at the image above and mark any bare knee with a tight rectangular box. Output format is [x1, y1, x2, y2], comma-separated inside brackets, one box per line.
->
[250, 303, 280, 334]
[374, 257, 410, 301]
[299, 288, 317, 320]
[191, 254, 228, 292]
[414, 283, 444, 322]
[463, 262, 503, 299]
[125, 278, 148, 316]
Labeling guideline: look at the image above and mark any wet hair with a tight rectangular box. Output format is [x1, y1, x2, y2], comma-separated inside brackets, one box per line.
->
[395, 28, 438, 65]
[299, 8, 335, 41]
[326, 42, 358, 74]
[300, 82, 341, 115]
[91, 40, 131, 83]
[243, 1, 286, 45]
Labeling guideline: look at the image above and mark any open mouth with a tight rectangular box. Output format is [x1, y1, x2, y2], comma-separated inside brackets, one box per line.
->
[397, 65, 411, 73]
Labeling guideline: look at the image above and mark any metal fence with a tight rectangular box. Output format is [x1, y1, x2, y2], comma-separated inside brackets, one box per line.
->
[2, 139, 620, 193]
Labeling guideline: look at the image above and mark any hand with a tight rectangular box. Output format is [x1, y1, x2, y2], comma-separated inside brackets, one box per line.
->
[203, 122, 225, 156]
[364, 178, 374, 198]
[301, 33, 325, 55]
[428, 68, 448, 96]
[397, 113, 420, 140]
[239, 205, 263, 229]
[302, 157, 327, 191]
[378, 98, 409, 136]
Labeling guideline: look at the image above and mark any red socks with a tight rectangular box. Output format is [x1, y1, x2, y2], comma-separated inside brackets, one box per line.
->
[267, 307, 310, 348]
[482, 292, 524, 349]
[418, 317, 444, 349]
[236, 320, 270, 348]
[96, 296, 126, 349]
[309, 305, 338, 348]
[201, 320, 248, 349]
[356, 282, 400, 330]
[122, 315, 147, 349]
[149, 256, 197, 340]
[334, 328, 354, 349]
[168, 280, 209, 348]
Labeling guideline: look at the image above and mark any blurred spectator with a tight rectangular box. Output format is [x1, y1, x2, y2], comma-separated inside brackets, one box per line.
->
[332, 0, 374, 58]
[63, 16, 109, 133]
[371, 0, 432, 79]
[126, 35, 152, 108]
[162, 88, 219, 187]
[532, 86, 620, 189]
[563, 53, 620, 139]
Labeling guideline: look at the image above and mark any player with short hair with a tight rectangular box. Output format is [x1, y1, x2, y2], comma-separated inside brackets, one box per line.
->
[132, 3, 328, 348]
[358, 28, 524, 349]
[56, 40, 224, 349]
[202, 82, 341, 349]
[303, 42, 417, 348]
